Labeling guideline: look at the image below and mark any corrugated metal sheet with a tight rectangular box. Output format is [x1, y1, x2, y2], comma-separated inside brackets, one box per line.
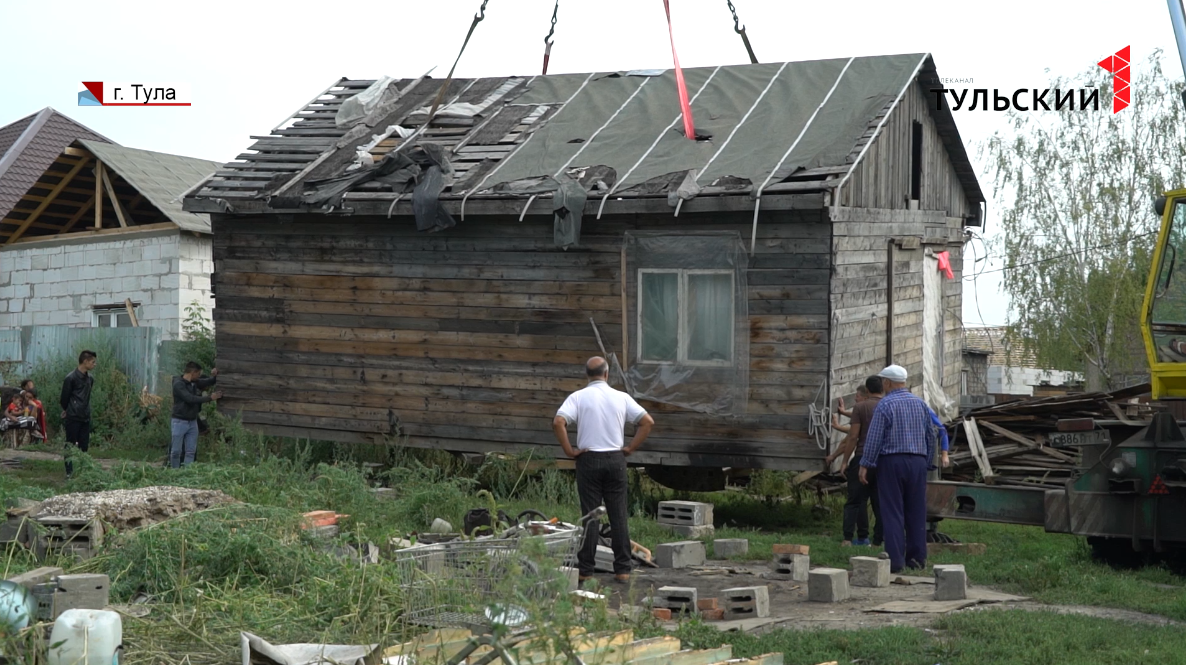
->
[0, 325, 161, 392]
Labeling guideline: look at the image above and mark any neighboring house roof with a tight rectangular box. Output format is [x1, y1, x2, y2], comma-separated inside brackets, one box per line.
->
[187, 53, 984, 213]
[0, 108, 113, 221]
[79, 140, 220, 234]
[964, 326, 1041, 369]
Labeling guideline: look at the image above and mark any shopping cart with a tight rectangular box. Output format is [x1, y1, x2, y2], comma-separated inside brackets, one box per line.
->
[393, 506, 606, 665]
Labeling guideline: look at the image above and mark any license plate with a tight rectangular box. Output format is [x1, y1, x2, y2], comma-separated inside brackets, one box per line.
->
[1048, 430, 1111, 448]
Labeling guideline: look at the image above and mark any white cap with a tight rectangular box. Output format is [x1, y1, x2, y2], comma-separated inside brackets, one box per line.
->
[878, 364, 908, 383]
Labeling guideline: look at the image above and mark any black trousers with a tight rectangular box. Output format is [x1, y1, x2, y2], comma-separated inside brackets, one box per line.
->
[843, 455, 882, 543]
[63, 419, 90, 476]
[575, 450, 632, 576]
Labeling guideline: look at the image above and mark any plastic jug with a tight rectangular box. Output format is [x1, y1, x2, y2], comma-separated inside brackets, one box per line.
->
[48, 609, 121, 665]
[0, 581, 33, 632]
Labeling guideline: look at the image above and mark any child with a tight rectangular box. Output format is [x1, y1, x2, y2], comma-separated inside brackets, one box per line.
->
[22, 390, 46, 440]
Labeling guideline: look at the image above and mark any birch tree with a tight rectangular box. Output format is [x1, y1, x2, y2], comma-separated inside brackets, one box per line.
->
[986, 52, 1186, 390]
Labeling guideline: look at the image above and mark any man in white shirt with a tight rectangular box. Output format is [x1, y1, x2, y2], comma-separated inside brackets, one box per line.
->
[553, 356, 655, 584]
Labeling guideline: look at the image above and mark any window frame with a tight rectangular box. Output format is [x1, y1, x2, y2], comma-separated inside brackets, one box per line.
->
[637, 268, 735, 367]
[92, 304, 139, 329]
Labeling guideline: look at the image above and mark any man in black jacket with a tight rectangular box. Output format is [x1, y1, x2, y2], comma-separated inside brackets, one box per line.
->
[59, 350, 97, 476]
[170, 361, 222, 468]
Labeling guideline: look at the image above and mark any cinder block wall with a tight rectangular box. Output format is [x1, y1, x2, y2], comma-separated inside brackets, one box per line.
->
[0, 229, 214, 340]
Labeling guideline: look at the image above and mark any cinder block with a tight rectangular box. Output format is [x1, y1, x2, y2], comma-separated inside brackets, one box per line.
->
[656, 541, 706, 569]
[772, 544, 809, 555]
[5, 566, 63, 589]
[654, 586, 698, 613]
[561, 566, 579, 592]
[808, 568, 849, 603]
[722, 585, 769, 619]
[53, 574, 110, 615]
[934, 564, 967, 601]
[595, 544, 615, 572]
[713, 538, 749, 558]
[850, 556, 890, 588]
[657, 501, 713, 526]
[668, 524, 715, 539]
[770, 553, 809, 582]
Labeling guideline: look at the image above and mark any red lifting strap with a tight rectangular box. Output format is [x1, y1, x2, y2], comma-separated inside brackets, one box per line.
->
[662, 0, 697, 140]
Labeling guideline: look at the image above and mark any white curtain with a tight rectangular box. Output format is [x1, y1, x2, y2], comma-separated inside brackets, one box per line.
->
[641, 272, 678, 361]
[686, 273, 732, 362]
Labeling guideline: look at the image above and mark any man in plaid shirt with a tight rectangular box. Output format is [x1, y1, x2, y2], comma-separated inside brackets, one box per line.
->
[859, 364, 936, 573]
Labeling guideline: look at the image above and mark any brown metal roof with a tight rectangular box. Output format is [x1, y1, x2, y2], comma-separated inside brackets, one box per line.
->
[0, 108, 114, 221]
[964, 327, 1040, 368]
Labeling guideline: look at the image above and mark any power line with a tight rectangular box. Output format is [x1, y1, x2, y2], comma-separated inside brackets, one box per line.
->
[962, 231, 1156, 279]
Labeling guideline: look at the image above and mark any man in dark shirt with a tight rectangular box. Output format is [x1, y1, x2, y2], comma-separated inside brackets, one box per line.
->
[825, 375, 884, 546]
[59, 350, 97, 476]
[170, 361, 222, 468]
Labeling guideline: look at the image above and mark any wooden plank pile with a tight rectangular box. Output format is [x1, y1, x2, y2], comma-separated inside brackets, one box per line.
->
[944, 384, 1154, 488]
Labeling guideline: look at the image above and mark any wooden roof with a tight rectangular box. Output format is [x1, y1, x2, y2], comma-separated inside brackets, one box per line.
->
[0, 140, 220, 245]
[184, 54, 984, 217]
[0, 108, 112, 223]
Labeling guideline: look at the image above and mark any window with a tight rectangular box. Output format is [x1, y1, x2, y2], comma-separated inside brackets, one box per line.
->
[638, 269, 734, 365]
[93, 304, 138, 328]
[910, 120, 924, 201]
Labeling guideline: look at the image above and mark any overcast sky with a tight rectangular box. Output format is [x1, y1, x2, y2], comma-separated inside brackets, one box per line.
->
[1, 0, 1181, 328]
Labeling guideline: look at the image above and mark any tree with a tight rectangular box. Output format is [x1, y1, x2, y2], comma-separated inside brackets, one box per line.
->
[985, 51, 1186, 390]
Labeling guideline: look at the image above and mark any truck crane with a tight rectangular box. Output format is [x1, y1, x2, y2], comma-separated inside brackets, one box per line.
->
[925, 0, 1186, 563]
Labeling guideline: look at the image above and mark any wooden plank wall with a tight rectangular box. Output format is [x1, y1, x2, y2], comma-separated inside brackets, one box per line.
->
[210, 208, 832, 470]
[828, 208, 964, 415]
[842, 82, 975, 219]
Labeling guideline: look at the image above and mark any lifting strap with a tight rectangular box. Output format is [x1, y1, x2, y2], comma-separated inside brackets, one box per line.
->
[426, 0, 490, 126]
[661, 0, 696, 140]
[542, 0, 559, 75]
[727, 0, 759, 64]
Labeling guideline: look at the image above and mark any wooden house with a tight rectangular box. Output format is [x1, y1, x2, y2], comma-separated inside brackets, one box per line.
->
[184, 54, 984, 476]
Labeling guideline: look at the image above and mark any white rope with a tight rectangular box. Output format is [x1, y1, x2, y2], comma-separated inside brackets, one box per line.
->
[836, 53, 930, 194]
[461, 71, 597, 220]
[596, 66, 723, 219]
[694, 61, 790, 188]
[750, 57, 855, 254]
[554, 77, 652, 177]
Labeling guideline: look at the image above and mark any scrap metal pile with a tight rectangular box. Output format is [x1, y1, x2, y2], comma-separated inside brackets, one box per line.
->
[945, 384, 1154, 488]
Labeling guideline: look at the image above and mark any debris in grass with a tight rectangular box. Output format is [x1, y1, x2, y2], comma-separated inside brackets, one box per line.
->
[33, 486, 236, 530]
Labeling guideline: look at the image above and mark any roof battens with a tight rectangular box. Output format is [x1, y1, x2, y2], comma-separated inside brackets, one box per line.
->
[673, 61, 789, 218]
[596, 66, 723, 220]
[749, 57, 855, 254]
[516, 76, 656, 220]
[835, 53, 929, 199]
[461, 71, 597, 221]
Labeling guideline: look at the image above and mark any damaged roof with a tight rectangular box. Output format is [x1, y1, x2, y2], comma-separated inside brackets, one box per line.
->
[0, 108, 113, 221]
[185, 54, 984, 215]
[79, 140, 221, 234]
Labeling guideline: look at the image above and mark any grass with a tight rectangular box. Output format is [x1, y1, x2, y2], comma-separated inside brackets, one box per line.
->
[654, 609, 1186, 665]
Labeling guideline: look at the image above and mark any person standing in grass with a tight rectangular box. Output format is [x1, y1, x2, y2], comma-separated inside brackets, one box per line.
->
[552, 356, 654, 585]
[826, 375, 885, 547]
[859, 364, 936, 574]
[170, 362, 222, 469]
[59, 350, 97, 476]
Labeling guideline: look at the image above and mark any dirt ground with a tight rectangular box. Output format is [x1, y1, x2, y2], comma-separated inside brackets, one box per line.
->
[590, 559, 1182, 632]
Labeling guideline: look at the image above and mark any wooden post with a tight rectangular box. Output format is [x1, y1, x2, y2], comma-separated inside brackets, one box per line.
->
[124, 299, 140, 327]
[885, 238, 895, 366]
[620, 244, 629, 371]
[94, 162, 103, 229]
[100, 164, 130, 228]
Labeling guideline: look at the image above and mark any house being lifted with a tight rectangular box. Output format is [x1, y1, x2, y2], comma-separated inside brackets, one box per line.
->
[184, 54, 984, 482]
[0, 108, 219, 338]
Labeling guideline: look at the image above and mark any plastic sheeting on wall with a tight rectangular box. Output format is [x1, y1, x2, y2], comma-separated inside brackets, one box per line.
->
[922, 252, 956, 420]
[623, 231, 749, 415]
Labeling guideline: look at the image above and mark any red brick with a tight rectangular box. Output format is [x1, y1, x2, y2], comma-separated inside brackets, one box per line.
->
[696, 598, 719, 611]
[652, 608, 673, 621]
[772, 544, 809, 555]
[700, 608, 725, 621]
